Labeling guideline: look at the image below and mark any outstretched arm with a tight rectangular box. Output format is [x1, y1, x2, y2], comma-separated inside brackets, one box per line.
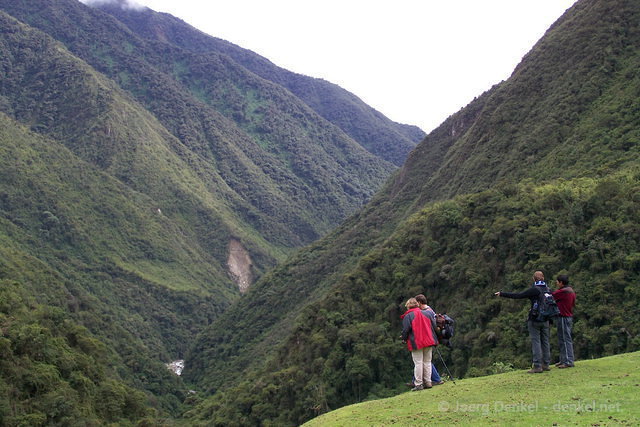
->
[495, 287, 539, 299]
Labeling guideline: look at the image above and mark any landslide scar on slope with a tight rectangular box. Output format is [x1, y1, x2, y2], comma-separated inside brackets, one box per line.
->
[227, 239, 253, 293]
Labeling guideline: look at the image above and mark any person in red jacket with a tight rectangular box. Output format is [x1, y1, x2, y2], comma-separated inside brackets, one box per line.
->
[553, 274, 576, 368]
[401, 298, 438, 391]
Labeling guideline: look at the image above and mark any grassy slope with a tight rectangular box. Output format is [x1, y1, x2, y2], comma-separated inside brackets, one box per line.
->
[305, 351, 640, 426]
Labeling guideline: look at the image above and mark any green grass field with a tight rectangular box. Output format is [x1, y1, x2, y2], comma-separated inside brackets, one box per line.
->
[304, 352, 640, 426]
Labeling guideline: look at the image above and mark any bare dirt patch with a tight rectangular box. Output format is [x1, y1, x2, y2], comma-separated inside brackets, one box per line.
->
[227, 239, 253, 293]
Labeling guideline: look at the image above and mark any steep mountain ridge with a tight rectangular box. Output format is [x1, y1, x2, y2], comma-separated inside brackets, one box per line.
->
[92, 1, 425, 166]
[0, 9, 273, 283]
[2, 0, 638, 424]
[2, 0, 400, 245]
[390, 0, 638, 208]
[184, 0, 640, 424]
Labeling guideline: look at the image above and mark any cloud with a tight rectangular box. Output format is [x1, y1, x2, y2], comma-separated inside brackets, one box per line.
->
[80, 0, 146, 11]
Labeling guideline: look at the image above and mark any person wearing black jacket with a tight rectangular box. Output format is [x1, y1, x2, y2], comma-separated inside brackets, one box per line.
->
[494, 271, 551, 373]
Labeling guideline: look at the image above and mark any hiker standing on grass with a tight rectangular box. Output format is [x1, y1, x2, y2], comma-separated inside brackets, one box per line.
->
[553, 275, 576, 368]
[494, 271, 551, 373]
[401, 298, 438, 390]
[415, 294, 445, 385]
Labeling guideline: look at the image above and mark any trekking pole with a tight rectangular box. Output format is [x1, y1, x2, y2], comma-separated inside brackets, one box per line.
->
[435, 347, 456, 385]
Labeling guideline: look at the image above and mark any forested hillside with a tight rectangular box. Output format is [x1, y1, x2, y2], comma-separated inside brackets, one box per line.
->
[0, 113, 203, 422]
[184, 0, 640, 425]
[0, 0, 422, 423]
[91, 1, 425, 166]
[0, 280, 161, 425]
[1, 0, 405, 252]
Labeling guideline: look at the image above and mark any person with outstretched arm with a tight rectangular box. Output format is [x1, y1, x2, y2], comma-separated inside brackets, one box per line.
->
[494, 271, 551, 373]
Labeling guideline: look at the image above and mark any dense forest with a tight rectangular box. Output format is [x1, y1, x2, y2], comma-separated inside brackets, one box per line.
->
[186, 173, 640, 425]
[0, 112, 219, 422]
[184, 0, 640, 424]
[0, 280, 165, 425]
[0, 0, 422, 424]
[92, 0, 425, 167]
[1, 0, 639, 425]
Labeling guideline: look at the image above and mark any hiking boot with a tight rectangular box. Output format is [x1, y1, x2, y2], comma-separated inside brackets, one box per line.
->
[557, 364, 573, 369]
[435, 380, 445, 385]
[527, 367, 544, 373]
[411, 384, 424, 391]
[542, 365, 550, 371]
[555, 362, 563, 367]
[424, 382, 433, 389]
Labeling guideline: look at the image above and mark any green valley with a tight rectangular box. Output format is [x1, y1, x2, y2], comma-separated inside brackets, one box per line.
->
[0, 0, 422, 423]
[1, 0, 639, 425]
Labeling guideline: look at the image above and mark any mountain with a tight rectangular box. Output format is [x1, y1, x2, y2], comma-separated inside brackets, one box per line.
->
[184, 0, 640, 424]
[0, 0, 424, 422]
[1, 0, 422, 268]
[89, 0, 424, 167]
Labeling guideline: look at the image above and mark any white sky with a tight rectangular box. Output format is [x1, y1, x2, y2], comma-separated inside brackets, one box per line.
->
[100, 0, 578, 132]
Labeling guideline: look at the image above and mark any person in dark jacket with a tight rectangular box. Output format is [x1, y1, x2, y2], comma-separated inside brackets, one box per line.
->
[553, 274, 576, 368]
[401, 298, 438, 390]
[494, 271, 551, 373]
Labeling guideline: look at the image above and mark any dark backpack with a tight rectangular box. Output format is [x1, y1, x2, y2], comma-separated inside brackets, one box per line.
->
[532, 286, 560, 322]
[436, 313, 455, 347]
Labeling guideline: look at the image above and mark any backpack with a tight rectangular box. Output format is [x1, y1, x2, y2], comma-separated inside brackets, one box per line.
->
[435, 313, 455, 347]
[532, 286, 560, 322]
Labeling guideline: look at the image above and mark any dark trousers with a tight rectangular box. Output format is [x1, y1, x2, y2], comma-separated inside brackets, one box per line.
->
[527, 320, 550, 368]
[432, 365, 441, 382]
[556, 316, 575, 366]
